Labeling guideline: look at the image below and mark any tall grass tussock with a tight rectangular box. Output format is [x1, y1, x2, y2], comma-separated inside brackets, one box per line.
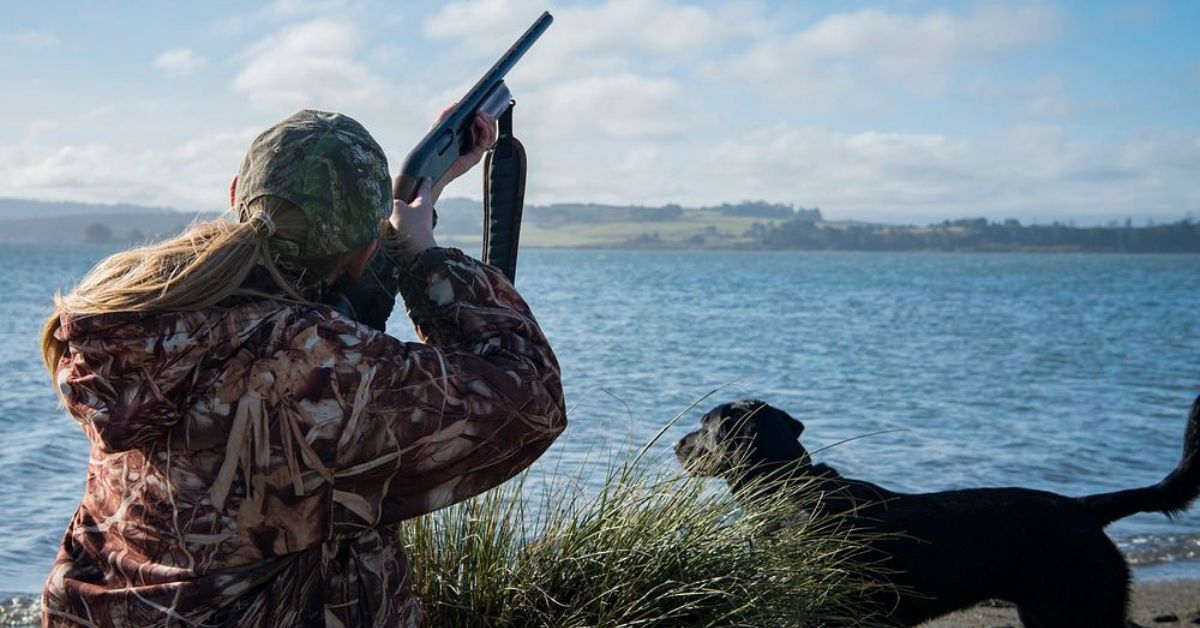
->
[400, 409, 888, 627]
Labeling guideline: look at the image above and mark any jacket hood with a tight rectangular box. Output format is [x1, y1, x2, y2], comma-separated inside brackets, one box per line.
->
[56, 304, 286, 453]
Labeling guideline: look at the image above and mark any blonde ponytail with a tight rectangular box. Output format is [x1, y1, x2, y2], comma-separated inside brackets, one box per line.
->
[39, 196, 348, 377]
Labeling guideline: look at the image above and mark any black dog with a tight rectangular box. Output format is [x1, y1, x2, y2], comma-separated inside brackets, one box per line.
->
[675, 398, 1200, 627]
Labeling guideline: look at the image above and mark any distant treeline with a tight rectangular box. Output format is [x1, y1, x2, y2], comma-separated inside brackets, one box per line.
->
[525, 201, 819, 227]
[0, 212, 218, 244]
[0, 197, 178, 220]
[711, 201, 822, 221]
[2, 195, 1197, 253]
[754, 217, 1200, 253]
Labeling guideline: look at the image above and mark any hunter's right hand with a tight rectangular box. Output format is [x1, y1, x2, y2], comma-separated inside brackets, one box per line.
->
[389, 177, 437, 259]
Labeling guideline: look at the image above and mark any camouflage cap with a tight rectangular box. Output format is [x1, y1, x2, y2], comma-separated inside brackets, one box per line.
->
[236, 109, 391, 259]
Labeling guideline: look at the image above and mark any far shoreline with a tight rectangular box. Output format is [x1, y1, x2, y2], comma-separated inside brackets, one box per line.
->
[518, 243, 1200, 254]
[12, 240, 1200, 254]
[3, 196, 1197, 253]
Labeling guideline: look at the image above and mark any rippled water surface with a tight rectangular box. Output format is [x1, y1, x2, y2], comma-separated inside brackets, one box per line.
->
[1, 245, 1198, 601]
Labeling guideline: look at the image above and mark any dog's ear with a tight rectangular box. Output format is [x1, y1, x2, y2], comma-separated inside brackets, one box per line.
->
[786, 415, 805, 439]
[763, 406, 804, 439]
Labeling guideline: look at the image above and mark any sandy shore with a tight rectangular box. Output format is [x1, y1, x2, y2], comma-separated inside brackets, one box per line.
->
[3, 579, 1197, 626]
[920, 578, 1200, 627]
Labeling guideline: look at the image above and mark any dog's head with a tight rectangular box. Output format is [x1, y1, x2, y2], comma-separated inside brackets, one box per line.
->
[675, 400, 811, 480]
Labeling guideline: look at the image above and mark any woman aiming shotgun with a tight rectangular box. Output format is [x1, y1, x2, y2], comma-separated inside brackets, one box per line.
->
[38, 108, 566, 626]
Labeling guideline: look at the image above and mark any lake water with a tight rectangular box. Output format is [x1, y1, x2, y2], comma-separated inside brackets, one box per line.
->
[1, 244, 1198, 612]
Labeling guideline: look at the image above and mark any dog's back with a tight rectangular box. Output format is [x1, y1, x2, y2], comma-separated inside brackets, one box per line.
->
[814, 480, 1131, 625]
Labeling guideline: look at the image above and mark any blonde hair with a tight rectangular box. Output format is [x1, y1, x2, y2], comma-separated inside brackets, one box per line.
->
[40, 196, 352, 376]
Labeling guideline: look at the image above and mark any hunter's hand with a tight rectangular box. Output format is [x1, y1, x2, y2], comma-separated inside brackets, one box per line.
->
[431, 106, 497, 203]
[389, 177, 437, 259]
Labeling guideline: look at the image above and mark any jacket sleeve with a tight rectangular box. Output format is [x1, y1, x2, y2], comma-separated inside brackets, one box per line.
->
[319, 247, 566, 538]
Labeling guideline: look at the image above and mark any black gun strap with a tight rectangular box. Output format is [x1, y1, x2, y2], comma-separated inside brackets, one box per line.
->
[482, 102, 527, 282]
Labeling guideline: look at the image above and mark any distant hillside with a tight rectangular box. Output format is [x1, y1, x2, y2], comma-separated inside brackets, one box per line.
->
[0, 197, 180, 220]
[757, 217, 1200, 253]
[0, 211, 220, 244]
[0, 196, 809, 249]
[0, 197, 1195, 252]
[431, 199, 815, 248]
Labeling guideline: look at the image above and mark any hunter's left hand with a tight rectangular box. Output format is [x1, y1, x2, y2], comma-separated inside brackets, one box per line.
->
[430, 106, 496, 203]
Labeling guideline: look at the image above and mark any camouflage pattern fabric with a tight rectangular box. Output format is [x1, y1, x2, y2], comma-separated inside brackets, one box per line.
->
[235, 110, 392, 258]
[41, 247, 566, 627]
[326, 223, 412, 333]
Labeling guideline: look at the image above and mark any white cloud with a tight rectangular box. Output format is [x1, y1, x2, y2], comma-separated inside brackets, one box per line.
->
[425, 0, 766, 82]
[2, 0, 1191, 226]
[974, 75, 1072, 118]
[413, 2, 1193, 222]
[794, 6, 1058, 67]
[432, 69, 691, 202]
[269, 0, 350, 16]
[424, 0, 542, 44]
[3, 129, 257, 211]
[2, 30, 59, 49]
[697, 124, 1200, 221]
[4, 111, 1194, 227]
[428, 2, 1061, 122]
[153, 49, 207, 76]
[1021, 78, 1072, 118]
[421, 0, 745, 203]
[452, 113, 1198, 221]
[212, 0, 359, 36]
[233, 19, 388, 110]
[712, 5, 1061, 99]
[536, 73, 685, 139]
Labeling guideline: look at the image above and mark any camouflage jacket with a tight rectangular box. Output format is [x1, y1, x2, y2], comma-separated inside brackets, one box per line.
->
[42, 247, 566, 627]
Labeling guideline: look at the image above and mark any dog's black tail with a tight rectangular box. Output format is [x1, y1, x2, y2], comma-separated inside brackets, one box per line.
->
[1078, 395, 1200, 526]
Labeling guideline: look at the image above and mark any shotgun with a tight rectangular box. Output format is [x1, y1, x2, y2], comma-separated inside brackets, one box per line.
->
[393, 11, 553, 216]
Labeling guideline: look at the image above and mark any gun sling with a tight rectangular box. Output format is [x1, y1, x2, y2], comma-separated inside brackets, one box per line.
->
[481, 102, 527, 282]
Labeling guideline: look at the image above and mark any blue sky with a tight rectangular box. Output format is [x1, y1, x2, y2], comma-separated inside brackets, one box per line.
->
[0, 0, 1197, 224]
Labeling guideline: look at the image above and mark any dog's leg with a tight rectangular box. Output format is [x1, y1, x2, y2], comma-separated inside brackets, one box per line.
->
[1014, 578, 1128, 627]
[1017, 607, 1045, 628]
[1016, 605, 1126, 628]
[1017, 576, 1128, 628]
[1012, 532, 1131, 628]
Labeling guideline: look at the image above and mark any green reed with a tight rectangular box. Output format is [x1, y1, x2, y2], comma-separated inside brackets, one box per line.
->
[399, 441, 887, 627]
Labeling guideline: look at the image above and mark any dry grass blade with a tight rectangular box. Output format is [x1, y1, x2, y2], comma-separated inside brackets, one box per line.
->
[399, 411, 892, 627]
